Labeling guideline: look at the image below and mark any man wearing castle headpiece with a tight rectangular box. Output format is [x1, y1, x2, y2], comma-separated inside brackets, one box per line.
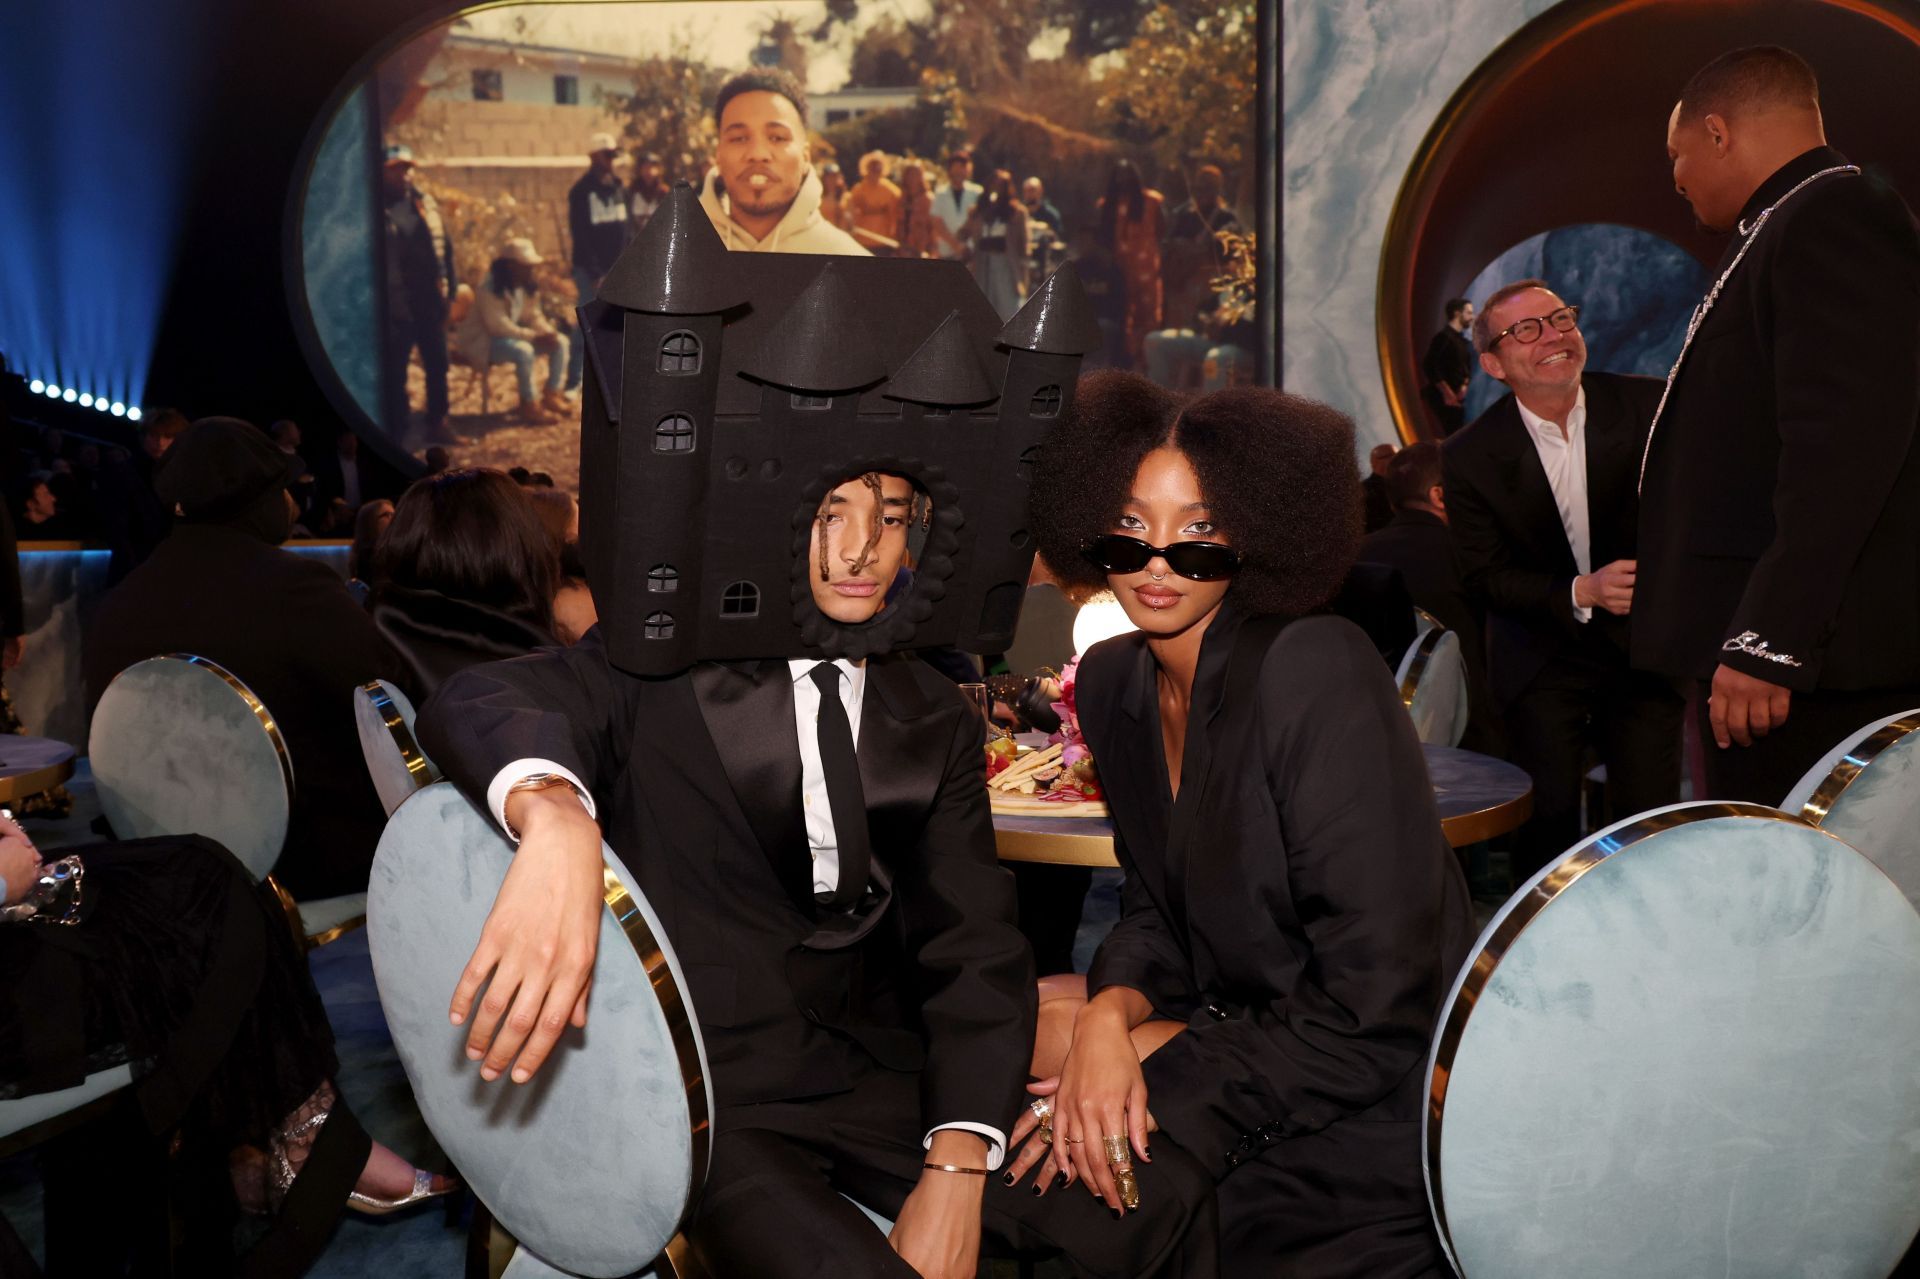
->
[698, 67, 868, 256]
[419, 185, 1218, 1275]
[1635, 45, 1920, 803]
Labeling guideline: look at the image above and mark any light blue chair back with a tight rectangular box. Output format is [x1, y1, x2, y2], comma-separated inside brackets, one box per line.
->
[352, 679, 441, 817]
[1426, 803, 1920, 1278]
[1780, 708, 1920, 912]
[89, 654, 291, 882]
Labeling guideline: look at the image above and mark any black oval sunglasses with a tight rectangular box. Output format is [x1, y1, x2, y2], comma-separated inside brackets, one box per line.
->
[1082, 534, 1240, 581]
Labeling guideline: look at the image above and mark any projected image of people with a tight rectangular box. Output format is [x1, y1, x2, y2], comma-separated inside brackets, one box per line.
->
[299, 1, 1259, 490]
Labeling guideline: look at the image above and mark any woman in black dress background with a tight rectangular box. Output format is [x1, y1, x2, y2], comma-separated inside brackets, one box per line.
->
[1, 813, 452, 1273]
[1006, 372, 1474, 1275]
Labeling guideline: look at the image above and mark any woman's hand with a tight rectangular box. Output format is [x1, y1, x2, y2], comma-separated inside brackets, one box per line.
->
[1003, 1079, 1075, 1196]
[449, 788, 603, 1084]
[0, 820, 41, 906]
[1053, 997, 1154, 1212]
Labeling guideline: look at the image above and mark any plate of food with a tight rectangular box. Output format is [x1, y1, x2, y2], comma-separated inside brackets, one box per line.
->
[983, 658, 1107, 818]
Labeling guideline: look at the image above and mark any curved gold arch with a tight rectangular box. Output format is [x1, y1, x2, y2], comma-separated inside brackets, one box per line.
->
[1375, 0, 1920, 444]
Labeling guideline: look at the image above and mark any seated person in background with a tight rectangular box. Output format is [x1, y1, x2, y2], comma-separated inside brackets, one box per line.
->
[17, 471, 75, 540]
[1359, 442, 1502, 755]
[83, 418, 402, 902]
[419, 467, 1217, 1278]
[346, 497, 395, 606]
[370, 468, 558, 699]
[453, 238, 571, 425]
[525, 487, 598, 645]
[1015, 371, 1474, 1276]
[1361, 442, 1396, 534]
[0, 814, 451, 1273]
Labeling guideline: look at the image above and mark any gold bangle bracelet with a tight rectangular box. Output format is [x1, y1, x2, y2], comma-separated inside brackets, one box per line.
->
[922, 1163, 990, 1175]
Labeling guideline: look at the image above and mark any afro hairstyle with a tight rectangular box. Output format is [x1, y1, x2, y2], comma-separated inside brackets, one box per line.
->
[1028, 370, 1361, 617]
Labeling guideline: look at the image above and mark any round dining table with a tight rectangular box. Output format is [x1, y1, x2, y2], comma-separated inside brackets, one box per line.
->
[0, 736, 76, 809]
[993, 743, 1532, 867]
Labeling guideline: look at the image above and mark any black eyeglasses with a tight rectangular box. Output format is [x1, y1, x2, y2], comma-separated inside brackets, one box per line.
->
[1490, 305, 1580, 349]
[1082, 534, 1240, 581]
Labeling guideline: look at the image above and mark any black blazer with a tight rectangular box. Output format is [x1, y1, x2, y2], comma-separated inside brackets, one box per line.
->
[418, 630, 1035, 1122]
[1081, 608, 1473, 1179]
[1635, 146, 1920, 690]
[83, 523, 402, 900]
[1442, 371, 1661, 706]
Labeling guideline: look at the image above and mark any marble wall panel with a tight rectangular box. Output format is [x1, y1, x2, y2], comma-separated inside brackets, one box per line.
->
[1283, 0, 1560, 457]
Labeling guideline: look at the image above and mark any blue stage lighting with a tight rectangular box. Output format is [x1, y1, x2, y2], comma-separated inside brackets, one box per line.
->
[127, 407, 143, 422]
[109, 401, 125, 417]
[28, 379, 42, 394]
[0, 1, 210, 418]
[77, 392, 93, 407]
[61, 389, 75, 403]
[43, 383, 60, 398]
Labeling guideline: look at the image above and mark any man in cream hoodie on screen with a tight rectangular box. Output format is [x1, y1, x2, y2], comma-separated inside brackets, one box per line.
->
[699, 68, 870, 257]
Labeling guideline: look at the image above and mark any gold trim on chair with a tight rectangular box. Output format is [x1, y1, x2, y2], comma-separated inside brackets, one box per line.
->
[1398, 627, 1446, 708]
[1424, 802, 1809, 1263]
[601, 861, 712, 1238]
[362, 680, 436, 793]
[162, 653, 297, 803]
[1798, 716, 1920, 828]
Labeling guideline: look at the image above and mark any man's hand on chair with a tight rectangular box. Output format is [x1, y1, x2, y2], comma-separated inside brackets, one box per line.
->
[450, 787, 602, 1084]
[890, 1130, 987, 1279]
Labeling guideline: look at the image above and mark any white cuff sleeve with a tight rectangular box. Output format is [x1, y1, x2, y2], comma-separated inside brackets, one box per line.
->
[1570, 579, 1592, 624]
[486, 759, 596, 841]
[924, 1122, 1008, 1171]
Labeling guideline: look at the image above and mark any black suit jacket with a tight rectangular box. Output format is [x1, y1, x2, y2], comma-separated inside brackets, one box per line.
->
[0, 505, 21, 640]
[1442, 371, 1662, 706]
[1081, 608, 1473, 1178]
[82, 523, 402, 899]
[418, 630, 1035, 1124]
[1636, 146, 1920, 690]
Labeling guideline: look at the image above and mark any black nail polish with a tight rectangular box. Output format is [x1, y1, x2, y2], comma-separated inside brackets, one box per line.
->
[1002, 1172, 1014, 1185]
[1031, 1185, 1043, 1197]
[1111, 1208, 1122, 1221]
[1054, 1171, 1068, 1189]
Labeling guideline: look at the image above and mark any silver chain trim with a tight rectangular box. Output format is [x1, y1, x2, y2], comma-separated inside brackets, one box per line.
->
[1636, 164, 1861, 492]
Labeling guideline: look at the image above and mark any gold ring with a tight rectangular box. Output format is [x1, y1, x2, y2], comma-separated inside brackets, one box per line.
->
[1102, 1135, 1129, 1164]
[1038, 1124, 1053, 1146]
[1029, 1097, 1053, 1121]
[1065, 1135, 1084, 1143]
[1113, 1167, 1140, 1211]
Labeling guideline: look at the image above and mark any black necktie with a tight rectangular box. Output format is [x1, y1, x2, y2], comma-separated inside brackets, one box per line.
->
[808, 663, 870, 910]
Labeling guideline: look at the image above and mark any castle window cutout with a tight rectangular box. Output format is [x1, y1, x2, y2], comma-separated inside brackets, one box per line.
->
[1018, 444, 1043, 481]
[790, 394, 832, 411]
[653, 414, 696, 453]
[659, 331, 701, 374]
[646, 564, 679, 593]
[720, 581, 760, 618]
[1029, 385, 1063, 418]
[643, 611, 675, 640]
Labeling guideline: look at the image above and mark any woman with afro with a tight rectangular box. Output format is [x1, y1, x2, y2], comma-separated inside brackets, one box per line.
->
[1002, 371, 1474, 1276]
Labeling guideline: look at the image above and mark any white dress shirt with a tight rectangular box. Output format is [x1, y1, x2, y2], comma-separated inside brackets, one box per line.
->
[489, 655, 1008, 1168]
[1515, 387, 1594, 623]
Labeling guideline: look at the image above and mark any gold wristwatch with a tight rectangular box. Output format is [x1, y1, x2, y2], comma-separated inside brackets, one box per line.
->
[503, 772, 587, 840]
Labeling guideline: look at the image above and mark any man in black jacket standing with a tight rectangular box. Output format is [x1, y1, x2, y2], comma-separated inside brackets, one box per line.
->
[1444, 281, 1683, 879]
[1637, 46, 1920, 804]
[1422, 297, 1475, 437]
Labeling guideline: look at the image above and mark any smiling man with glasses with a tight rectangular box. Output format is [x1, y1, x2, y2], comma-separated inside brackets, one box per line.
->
[1439, 279, 1685, 886]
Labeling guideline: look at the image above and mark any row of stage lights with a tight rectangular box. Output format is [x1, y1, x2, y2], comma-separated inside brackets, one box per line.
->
[25, 379, 141, 421]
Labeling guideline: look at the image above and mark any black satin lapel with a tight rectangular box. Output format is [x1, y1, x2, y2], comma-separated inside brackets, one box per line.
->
[691, 661, 812, 906]
[1162, 613, 1244, 936]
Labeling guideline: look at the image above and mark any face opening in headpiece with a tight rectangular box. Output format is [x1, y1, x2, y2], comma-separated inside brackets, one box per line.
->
[807, 470, 933, 626]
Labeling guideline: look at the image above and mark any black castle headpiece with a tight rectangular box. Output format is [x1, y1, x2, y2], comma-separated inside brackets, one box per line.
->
[575, 180, 1099, 676]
